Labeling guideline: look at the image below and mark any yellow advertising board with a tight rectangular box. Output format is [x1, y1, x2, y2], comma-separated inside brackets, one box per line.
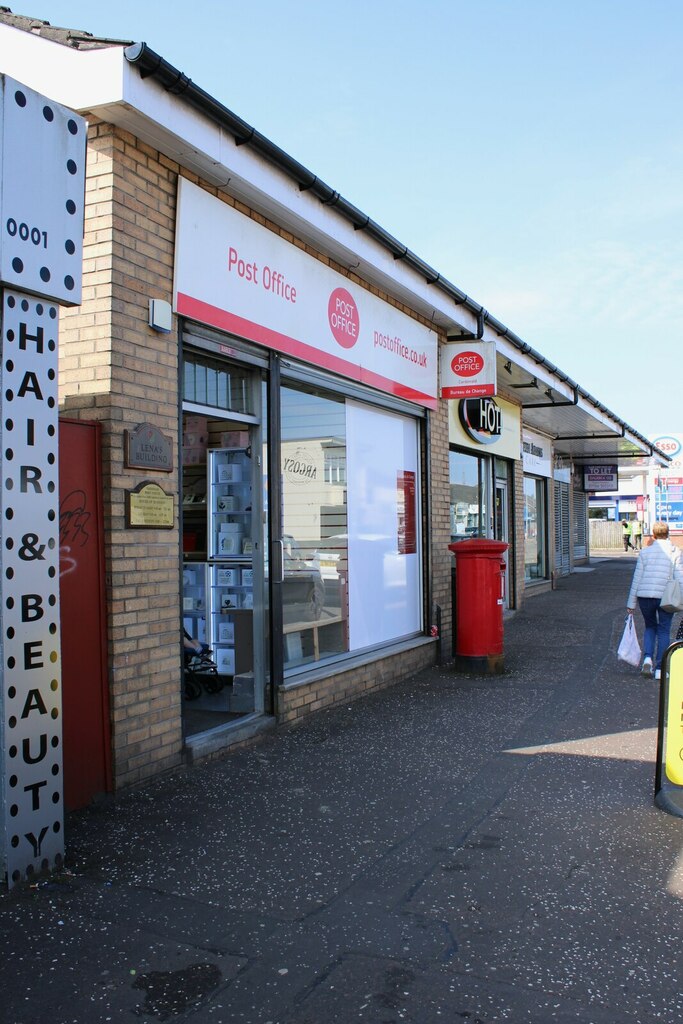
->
[448, 395, 521, 461]
[664, 646, 683, 786]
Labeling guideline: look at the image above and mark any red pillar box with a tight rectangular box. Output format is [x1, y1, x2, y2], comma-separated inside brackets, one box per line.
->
[448, 538, 508, 674]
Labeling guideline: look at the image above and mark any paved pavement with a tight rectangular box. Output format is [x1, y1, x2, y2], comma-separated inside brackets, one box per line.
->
[2, 554, 682, 1024]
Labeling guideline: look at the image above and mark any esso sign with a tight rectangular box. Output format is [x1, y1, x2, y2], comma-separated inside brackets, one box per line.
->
[653, 435, 682, 457]
[451, 351, 484, 378]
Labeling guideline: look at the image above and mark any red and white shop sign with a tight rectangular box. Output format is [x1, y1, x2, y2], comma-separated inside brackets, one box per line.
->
[174, 179, 438, 408]
[439, 341, 496, 399]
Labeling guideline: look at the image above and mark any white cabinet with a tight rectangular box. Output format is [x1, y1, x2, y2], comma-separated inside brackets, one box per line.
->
[208, 448, 253, 561]
[183, 447, 254, 696]
[182, 562, 207, 645]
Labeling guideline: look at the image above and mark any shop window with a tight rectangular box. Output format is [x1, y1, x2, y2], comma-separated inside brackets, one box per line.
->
[524, 475, 548, 581]
[281, 383, 422, 671]
[346, 400, 422, 650]
[184, 354, 252, 415]
[281, 385, 348, 667]
[449, 449, 489, 540]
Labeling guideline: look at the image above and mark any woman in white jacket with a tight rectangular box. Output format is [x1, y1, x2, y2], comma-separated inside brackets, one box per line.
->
[626, 521, 683, 679]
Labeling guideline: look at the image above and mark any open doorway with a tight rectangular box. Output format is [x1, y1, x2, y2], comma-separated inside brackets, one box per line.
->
[181, 355, 268, 738]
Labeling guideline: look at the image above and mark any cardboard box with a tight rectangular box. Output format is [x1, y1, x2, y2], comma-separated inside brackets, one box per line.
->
[185, 415, 208, 433]
[216, 567, 239, 586]
[219, 522, 243, 534]
[217, 463, 242, 483]
[216, 647, 236, 675]
[182, 446, 205, 466]
[218, 621, 235, 643]
[220, 431, 249, 448]
[182, 431, 208, 449]
[241, 568, 254, 587]
[218, 535, 241, 555]
[216, 494, 239, 512]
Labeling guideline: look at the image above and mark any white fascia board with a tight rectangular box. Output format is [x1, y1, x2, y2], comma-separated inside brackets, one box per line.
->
[0, 23, 478, 336]
[0, 24, 125, 108]
[122, 64, 477, 337]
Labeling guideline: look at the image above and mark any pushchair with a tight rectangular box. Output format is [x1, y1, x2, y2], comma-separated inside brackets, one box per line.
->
[183, 631, 225, 700]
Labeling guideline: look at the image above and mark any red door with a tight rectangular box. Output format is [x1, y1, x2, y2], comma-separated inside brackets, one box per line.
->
[59, 419, 111, 810]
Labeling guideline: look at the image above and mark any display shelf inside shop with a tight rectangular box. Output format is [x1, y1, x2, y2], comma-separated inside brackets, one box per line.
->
[208, 448, 253, 561]
[182, 562, 208, 645]
[283, 611, 345, 665]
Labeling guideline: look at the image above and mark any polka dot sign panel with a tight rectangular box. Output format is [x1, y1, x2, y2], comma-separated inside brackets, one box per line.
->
[0, 75, 86, 306]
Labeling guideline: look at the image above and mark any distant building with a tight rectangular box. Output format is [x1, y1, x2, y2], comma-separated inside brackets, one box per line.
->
[589, 433, 682, 534]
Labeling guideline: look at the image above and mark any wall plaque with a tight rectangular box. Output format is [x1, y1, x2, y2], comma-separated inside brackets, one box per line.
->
[126, 482, 174, 529]
[125, 422, 172, 472]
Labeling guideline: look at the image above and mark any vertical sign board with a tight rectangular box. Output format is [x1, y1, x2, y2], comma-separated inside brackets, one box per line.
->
[655, 477, 683, 531]
[0, 77, 86, 887]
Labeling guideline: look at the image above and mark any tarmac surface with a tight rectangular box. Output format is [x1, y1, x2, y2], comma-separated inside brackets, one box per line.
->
[2, 552, 682, 1024]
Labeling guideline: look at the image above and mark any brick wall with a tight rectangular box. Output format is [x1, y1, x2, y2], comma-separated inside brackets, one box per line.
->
[59, 121, 183, 788]
[57, 121, 449, 787]
[277, 641, 436, 724]
[429, 372, 453, 650]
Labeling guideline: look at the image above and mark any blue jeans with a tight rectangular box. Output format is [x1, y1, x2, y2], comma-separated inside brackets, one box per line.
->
[638, 597, 674, 670]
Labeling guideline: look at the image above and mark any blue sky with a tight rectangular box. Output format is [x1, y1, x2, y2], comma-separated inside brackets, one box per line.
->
[7, 0, 682, 437]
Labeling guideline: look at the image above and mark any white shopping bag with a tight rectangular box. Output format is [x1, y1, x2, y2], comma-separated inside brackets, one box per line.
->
[617, 616, 641, 667]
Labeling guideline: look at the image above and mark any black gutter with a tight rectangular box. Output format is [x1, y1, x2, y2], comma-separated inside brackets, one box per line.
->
[124, 41, 669, 464]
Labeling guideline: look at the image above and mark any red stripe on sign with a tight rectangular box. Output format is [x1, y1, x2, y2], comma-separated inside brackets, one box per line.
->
[441, 384, 496, 399]
[176, 292, 437, 409]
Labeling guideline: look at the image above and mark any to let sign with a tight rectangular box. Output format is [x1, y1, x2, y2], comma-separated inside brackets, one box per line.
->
[583, 464, 618, 492]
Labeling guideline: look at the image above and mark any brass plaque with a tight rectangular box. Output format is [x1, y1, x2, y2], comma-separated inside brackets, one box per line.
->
[126, 481, 174, 529]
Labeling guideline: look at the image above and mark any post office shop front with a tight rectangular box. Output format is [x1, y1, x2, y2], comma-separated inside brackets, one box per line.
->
[177, 180, 437, 748]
